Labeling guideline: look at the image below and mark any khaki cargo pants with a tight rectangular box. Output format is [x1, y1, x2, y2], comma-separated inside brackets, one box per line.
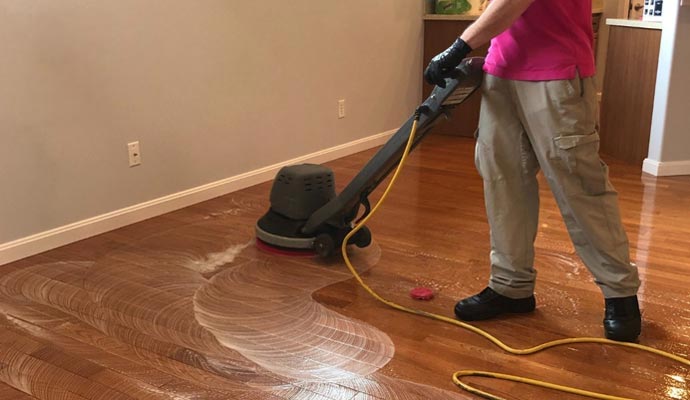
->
[475, 73, 640, 299]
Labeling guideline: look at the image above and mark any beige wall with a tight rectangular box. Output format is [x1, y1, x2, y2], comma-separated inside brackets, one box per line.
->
[648, 3, 690, 163]
[660, 6, 690, 162]
[0, 1, 425, 244]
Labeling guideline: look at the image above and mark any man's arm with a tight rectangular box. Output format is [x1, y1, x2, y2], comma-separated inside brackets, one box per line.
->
[460, 0, 536, 49]
[424, 0, 535, 87]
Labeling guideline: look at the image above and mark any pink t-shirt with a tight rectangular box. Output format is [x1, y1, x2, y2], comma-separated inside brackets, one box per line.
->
[483, 0, 596, 81]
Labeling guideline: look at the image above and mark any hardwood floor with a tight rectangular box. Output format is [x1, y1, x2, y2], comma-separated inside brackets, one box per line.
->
[1, 134, 689, 399]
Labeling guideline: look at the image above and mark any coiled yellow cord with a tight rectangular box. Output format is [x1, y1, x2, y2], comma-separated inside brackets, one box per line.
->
[340, 117, 690, 399]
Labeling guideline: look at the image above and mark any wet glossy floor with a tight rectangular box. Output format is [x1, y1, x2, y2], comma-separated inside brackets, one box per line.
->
[1, 135, 689, 399]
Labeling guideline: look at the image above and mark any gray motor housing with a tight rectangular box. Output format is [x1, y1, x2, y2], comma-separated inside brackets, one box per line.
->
[269, 164, 336, 220]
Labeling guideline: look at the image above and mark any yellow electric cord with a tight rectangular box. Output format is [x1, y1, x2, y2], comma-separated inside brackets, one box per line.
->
[340, 116, 690, 400]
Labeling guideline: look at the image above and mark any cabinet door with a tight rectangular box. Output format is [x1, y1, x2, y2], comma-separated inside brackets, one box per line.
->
[423, 20, 488, 137]
[599, 26, 661, 165]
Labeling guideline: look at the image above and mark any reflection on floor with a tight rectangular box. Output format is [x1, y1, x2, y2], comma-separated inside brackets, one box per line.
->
[1, 135, 689, 399]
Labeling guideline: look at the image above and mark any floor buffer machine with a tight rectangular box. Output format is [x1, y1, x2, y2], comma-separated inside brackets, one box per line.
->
[255, 57, 484, 257]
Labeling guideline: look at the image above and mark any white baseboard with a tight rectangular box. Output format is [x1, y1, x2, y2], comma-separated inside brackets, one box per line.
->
[0, 129, 397, 266]
[642, 158, 690, 176]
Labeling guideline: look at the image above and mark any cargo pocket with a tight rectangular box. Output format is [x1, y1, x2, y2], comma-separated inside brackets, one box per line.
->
[553, 132, 607, 195]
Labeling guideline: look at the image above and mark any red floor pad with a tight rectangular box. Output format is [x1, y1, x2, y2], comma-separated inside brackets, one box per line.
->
[410, 287, 435, 301]
[255, 238, 317, 258]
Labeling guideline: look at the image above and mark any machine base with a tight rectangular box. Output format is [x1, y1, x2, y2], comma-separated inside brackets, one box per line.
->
[255, 209, 371, 258]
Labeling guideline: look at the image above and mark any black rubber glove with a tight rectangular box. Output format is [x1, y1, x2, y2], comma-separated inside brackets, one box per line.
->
[424, 38, 472, 88]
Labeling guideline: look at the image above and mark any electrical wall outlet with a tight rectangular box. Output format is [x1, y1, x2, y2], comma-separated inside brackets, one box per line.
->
[128, 141, 141, 167]
[338, 99, 346, 119]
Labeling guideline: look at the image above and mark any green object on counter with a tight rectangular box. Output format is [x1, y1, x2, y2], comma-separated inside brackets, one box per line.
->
[435, 0, 472, 14]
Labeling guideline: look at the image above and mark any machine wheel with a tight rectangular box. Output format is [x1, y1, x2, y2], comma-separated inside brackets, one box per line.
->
[349, 226, 372, 248]
[314, 233, 335, 258]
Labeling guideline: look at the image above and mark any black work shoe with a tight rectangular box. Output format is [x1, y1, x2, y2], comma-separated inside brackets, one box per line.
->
[603, 295, 641, 342]
[454, 287, 536, 321]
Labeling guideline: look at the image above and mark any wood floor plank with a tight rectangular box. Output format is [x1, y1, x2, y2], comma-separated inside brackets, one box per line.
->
[0, 381, 38, 400]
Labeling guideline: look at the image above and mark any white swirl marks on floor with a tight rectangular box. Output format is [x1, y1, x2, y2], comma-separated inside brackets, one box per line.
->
[183, 241, 251, 274]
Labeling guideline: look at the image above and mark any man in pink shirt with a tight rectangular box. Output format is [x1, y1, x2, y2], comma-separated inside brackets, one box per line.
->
[424, 0, 641, 342]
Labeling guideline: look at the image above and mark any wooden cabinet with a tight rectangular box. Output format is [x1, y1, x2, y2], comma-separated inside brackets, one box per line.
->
[599, 24, 661, 165]
[423, 19, 489, 137]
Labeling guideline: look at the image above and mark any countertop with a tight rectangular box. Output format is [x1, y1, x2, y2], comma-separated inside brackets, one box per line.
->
[606, 18, 663, 30]
[424, 7, 603, 21]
